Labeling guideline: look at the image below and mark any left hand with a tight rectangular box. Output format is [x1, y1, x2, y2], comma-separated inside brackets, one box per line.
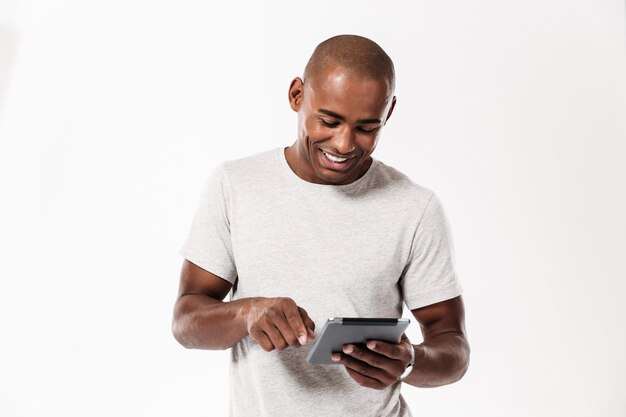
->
[331, 333, 414, 390]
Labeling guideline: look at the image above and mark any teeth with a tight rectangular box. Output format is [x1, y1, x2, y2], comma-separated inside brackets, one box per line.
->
[322, 151, 349, 163]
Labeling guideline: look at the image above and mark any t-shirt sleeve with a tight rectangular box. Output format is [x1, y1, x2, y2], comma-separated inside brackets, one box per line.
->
[400, 192, 463, 310]
[178, 163, 238, 284]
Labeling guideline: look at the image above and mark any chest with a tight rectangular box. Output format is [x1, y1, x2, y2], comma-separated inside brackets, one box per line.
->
[229, 190, 416, 309]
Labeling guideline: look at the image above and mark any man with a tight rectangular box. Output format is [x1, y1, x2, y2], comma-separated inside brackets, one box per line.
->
[172, 34, 469, 416]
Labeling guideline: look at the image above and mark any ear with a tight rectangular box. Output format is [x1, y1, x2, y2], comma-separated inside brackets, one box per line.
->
[288, 77, 304, 112]
[383, 96, 397, 125]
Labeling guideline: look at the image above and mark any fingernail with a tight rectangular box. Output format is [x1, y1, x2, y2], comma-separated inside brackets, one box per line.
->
[367, 341, 376, 349]
[343, 345, 353, 354]
[331, 353, 340, 361]
[298, 335, 307, 345]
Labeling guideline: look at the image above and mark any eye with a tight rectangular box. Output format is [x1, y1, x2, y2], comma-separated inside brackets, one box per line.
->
[357, 126, 378, 133]
[319, 119, 339, 128]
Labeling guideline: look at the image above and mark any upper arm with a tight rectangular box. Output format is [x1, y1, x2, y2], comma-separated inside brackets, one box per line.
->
[410, 295, 467, 341]
[177, 258, 233, 302]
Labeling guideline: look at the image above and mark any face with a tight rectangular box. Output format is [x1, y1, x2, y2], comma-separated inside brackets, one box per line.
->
[287, 65, 396, 185]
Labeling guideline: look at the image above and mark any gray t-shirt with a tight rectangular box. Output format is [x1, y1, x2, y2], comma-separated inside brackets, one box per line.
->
[179, 146, 462, 417]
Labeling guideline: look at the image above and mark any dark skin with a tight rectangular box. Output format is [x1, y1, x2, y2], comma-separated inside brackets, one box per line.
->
[285, 64, 395, 185]
[172, 64, 470, 390]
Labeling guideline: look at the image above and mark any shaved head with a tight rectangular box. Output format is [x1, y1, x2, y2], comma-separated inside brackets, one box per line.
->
[303, 34, 395, 94]
[286, 34, 397, 185]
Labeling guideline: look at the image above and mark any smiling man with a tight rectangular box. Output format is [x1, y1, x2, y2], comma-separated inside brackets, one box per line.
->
[285, 40, 396, 186]
[172, 34, 470, 417]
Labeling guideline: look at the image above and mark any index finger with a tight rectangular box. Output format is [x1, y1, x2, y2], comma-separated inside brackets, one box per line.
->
[365, 339, 407, 361]
[297, 306, 316, 339]
[282, 302, 310, 345]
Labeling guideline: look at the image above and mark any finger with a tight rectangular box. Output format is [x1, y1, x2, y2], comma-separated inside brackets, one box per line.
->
[345, 367, 387, 390]
[342, 343, 404, 375]
[337, 351, 395, 383]
[282, 303, 309, 345]
[366, 339, 411, 362]
[336, 353, 395, 387]
[271, 313, 301, 347]
[249, 327, 275, 352]
[262, 325, 289, 351]
[297, 306, 316, 339]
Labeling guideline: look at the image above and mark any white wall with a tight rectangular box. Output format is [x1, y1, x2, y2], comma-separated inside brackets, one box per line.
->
[1, 1, 625, 416]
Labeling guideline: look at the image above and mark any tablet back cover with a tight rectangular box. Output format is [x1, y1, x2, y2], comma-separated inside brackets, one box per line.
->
[306, 318, 409, 364]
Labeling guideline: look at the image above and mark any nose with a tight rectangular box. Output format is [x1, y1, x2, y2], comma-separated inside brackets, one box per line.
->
[332, 125, 356, 155]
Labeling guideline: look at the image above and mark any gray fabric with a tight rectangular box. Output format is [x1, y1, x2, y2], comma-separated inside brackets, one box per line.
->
[179, 146, 462, 417]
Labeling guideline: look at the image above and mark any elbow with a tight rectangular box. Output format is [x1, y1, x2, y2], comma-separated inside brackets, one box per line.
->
[171, 316, 193, 349]
[171, 310, 230, 351]
[454, 356, 470, 383]
[171, 299, 197, 349]
[452, 338, 471, 383]
[439, 335, 471, 386]
[171, 295, 233, 351]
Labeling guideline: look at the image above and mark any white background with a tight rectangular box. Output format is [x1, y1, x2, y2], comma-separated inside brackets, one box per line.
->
[1, 1, 625, 416]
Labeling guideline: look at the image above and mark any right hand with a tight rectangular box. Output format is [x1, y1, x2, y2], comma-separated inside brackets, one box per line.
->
[245, 297, 316, 352]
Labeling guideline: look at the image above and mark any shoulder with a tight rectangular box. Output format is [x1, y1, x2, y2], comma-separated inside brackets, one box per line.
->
[215, 147, 279, 185]
[371, 159, 435, 207]
[219, 147, 276, 173]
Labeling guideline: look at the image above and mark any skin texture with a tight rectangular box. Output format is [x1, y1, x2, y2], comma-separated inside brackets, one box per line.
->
[172, 34, 470, 391]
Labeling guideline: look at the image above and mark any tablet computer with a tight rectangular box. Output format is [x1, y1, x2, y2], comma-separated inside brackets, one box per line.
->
[306, 317, 410, 364]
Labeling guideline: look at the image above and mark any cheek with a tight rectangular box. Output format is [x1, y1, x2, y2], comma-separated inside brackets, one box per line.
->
[302, 119, 328, 139]
[354, 134, 378, 150]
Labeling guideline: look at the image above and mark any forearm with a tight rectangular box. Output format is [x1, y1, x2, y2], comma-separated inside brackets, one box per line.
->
[172, 294, 254, 350]
[403, 332, 470, 388]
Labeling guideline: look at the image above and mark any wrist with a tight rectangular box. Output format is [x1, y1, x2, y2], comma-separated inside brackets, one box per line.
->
[399, 343, 416, 381]
[237, 297, 259, 325]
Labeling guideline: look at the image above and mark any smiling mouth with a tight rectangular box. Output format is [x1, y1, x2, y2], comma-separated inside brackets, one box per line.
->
[321, 150, 351, 163]
[316, 148, 358, 172]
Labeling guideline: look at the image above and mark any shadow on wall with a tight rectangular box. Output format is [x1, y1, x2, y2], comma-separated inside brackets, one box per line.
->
[0, 24, 20, 121]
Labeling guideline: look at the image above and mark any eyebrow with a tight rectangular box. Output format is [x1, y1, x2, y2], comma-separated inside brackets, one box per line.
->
[318, 109, 382, 125]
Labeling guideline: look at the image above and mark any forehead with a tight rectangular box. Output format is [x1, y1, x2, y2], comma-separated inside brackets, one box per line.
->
[305, 66, 391, 118]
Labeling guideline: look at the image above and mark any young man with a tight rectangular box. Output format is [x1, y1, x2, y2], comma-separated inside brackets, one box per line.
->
[172, 34, 470, 417]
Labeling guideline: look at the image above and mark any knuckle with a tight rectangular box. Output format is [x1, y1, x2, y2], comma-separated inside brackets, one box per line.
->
[248, 323, 258, 333]
[280, 297, 295, 306]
